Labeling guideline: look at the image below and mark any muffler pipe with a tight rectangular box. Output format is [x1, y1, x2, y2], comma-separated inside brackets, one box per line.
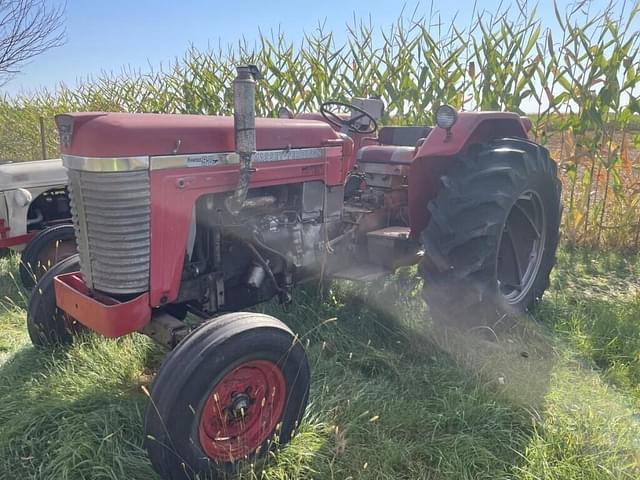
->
[225, 64, 261, 215]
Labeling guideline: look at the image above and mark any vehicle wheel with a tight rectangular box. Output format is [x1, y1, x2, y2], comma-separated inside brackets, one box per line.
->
[419, 138, 561, 328]
[19, 224, 76, 290]
[144, 312, 310, 480]
[27, 253, 86, 347]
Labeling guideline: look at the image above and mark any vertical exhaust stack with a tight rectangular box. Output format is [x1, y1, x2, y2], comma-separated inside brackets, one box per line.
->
[226, 64, 262, 215]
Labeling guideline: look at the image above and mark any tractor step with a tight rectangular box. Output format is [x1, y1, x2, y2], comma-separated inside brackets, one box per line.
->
[343, 205, 373, 214]
[366, 226, 411, 241]
[366, 226, 417, 268]
[332, 263, 389, 282]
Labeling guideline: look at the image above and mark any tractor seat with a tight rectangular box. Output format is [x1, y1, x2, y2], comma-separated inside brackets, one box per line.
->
[378, 126, 432, 147]
[357, 145, 416, 165]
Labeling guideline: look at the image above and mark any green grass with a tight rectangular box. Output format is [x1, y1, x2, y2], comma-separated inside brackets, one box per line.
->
[0, 249, 639, 479]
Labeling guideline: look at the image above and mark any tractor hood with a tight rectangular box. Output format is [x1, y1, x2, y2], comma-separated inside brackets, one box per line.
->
[57, 112, 341, 158]
[0, 159, 67, 191]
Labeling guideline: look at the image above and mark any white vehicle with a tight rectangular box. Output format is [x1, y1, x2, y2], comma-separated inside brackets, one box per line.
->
[0, 159, 75, 288]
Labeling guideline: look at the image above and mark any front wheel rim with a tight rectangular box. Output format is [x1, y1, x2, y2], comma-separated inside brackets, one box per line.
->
[198, 359, 287, 462]
[497, 190, 546, 305]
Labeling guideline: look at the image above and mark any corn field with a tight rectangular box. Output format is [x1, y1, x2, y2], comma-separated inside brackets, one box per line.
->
[1, 1, 639, 248]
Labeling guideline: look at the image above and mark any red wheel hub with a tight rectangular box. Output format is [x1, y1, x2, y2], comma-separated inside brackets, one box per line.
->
[198, 360, 287, 462]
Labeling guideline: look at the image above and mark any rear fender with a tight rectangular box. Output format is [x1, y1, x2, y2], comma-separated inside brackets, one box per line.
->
[408, 112, 529, 238]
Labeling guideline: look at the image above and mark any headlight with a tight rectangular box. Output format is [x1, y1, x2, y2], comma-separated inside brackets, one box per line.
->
[435, 105, 458, 130]
[278, 106, 293, 119]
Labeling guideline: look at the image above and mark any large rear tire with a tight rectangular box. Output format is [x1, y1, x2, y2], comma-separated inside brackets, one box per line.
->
[27, 253, 85, 347]
[19, 224, 76, 290]
[419, 138, 561, 327]
[144, 312, 310, 480]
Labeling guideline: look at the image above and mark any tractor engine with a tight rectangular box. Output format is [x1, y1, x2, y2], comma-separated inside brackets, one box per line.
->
[233, 182, 336, 270]
[225, 181, 337, 270]
[182, 180, 341, 314]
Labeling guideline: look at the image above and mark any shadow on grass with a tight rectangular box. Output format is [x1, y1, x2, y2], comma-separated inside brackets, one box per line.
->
[0, 274, 554, 480]
[254, 276, 556, 479]
[1, 248, 638, 479]
[0, 335, 159, 480]
[0, 343, 67, 385]
[11, 255, 638, 479]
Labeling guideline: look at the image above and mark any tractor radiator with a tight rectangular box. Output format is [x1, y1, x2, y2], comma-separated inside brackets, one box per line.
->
[67, 169, 151, 295]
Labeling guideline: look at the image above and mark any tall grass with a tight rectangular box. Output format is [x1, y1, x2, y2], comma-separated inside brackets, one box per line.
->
[1, 1, 639, 248]
[1, 249, 640, 479]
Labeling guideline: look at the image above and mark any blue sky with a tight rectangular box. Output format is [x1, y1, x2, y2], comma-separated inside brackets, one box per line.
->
[1, 0, 617, 96]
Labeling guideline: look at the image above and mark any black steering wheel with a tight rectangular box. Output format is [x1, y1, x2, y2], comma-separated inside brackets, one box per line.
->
[320, 101, 378, 134]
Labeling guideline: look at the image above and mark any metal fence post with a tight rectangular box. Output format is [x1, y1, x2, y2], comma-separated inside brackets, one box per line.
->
[39, 116, 46, 160]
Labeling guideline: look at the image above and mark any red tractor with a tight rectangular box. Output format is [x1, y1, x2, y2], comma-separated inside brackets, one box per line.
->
[27, 65, 561, 479]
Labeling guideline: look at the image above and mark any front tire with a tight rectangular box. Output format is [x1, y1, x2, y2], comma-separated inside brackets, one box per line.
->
[27, 253, 85, 347]
[144, 312, 310, 480]
[420, 138, 561, 327]
[19, 224, 76, 290]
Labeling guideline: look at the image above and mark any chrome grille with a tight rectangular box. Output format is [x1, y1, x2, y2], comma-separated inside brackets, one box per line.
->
[68, 169, 150, 295]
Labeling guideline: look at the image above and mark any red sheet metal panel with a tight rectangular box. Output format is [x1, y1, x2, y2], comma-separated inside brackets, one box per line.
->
[54, 272, 151, 337]
[60, 113, 342, 157]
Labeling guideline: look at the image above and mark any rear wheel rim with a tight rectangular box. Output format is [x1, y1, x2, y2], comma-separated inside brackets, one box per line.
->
[497, 190, 546, 305]
[198, 359, 286, 462]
